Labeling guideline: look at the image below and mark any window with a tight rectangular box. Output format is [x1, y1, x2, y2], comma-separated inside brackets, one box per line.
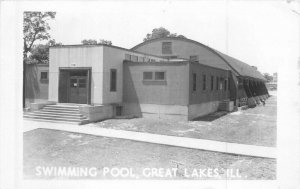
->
[202, 75, 206, 90]
[70, 70, 87, 77]
[192, 73, 197, 92]
[216, 77, 219, 90]
[131, 55, 138, 62]
[224, 79, 227, 91]
[125, 54, 131, 61]
[40, 71, 48, 80]
[162, 42, 172, 54]
[143, 71, 165, 81]
[190, 55, 199, 62]
[211, 76, 214, 91]
[110, 69, 117, 92]
[144, 57, 150, 62]
[138, 57, 144, 62]
[70, 79, 77, 88]
[150, 59, 155, 62]
[78, 78, 86, 88]
[143, 72, 153, 80]
[155, 72, 165, 80]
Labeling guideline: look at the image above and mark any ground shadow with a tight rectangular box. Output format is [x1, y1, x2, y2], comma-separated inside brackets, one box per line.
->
[192, 111, 228, 122]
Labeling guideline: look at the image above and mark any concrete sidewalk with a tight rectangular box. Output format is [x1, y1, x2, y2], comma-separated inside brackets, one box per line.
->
[23, 120, 276, 159]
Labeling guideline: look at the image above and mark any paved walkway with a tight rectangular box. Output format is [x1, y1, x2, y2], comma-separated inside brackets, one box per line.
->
[23, 120, 276, 159]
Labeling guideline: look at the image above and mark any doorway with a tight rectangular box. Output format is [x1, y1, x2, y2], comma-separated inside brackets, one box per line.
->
[59, 68, 91, 104]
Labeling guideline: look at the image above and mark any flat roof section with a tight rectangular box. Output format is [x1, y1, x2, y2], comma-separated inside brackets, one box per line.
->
[50, 43, 168, 60]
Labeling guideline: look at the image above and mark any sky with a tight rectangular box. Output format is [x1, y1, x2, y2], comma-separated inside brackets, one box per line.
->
[32, 0, 300, 74]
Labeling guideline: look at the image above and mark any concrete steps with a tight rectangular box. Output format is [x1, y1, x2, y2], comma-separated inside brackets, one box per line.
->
[23, 104, 89, 125]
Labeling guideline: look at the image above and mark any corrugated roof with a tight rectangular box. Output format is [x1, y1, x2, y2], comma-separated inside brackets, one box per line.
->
[132, 37, 266, 81]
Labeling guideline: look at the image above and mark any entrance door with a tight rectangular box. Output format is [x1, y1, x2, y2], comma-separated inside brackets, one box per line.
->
[69, 71, 88, 104]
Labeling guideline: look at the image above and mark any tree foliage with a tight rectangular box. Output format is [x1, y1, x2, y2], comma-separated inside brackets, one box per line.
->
[27, 39, 62, 64]
[81, 39, 112, 45]
[23, 11, 56, 107]
[143, 27, 186, 41]
[23, 12, 56, 58]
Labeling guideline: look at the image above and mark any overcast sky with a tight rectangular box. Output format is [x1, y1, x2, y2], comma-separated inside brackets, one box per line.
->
[30, 0, 300, 74]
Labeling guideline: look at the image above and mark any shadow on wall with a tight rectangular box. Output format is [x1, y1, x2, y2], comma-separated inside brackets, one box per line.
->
[192, 111, 228, 122]
[25, 64, 40, 102]
[122, 65, 142, 117]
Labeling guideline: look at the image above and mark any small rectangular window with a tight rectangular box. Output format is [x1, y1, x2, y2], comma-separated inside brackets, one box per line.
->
[143, 72, 153, 80]
[40, 71, 48, 80]
[190, 55, 199, 62]
[202, 75, 206, 90]
[125, 54, 131, 61]
[138, 57, 144, 62]
[211, 76, 214, 91]
[144, 57, 150, 62]
[162, 42, 172, 54]
[216, 77, 219, 90]
[224, 79, 227, 91]
[192, 73, 197, 92]
[131, 55, 138, 62]
[110, 69, 117, 92]
[155, 72, 165, 80]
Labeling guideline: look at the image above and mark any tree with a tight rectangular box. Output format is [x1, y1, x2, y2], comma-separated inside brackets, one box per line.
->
[81, 39, 112, 45]
[28, 40, 62, 64]
[23, 11, 56, 108]
[263, 73, 273, 82]
[99, 39, 112, 46]
[143, 27, 186, 41]
[23, 12, 56, 59]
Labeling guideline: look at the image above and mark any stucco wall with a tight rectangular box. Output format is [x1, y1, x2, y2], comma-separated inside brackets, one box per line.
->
[25, 64, 49, 106]
[123, 62, 190, 106]
[49, 46, 104, 104]
[188, 101, 220, 120]
[102, 46, 166, 104]
[189, 63, 230, 104]
[37, 65, 49, 99]
[133, 38, 231, 70]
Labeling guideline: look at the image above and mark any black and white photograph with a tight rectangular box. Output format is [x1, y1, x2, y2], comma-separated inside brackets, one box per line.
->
[0, 0, 300, 188]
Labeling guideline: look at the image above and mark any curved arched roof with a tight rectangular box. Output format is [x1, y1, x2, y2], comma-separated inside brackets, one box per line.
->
[132, 37, 266, 81]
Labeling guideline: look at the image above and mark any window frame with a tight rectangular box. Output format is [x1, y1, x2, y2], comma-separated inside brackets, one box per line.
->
[143, 72, 153, 81]
[211, 75, 214, 91]
[130, 55, 138, 62]
[142, 71, 166, 81]
[162, 42, 172, 54]
[110, 69, 117, 92]
[40, 71, 48, 80]
[202, 74, 206, 90]
[192, 73, 197, 92]
[154, 71, 166, 81]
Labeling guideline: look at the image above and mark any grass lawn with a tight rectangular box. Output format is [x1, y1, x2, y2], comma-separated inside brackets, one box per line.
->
[92, 94, 277, 147]
[24, 129, 276, 180]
